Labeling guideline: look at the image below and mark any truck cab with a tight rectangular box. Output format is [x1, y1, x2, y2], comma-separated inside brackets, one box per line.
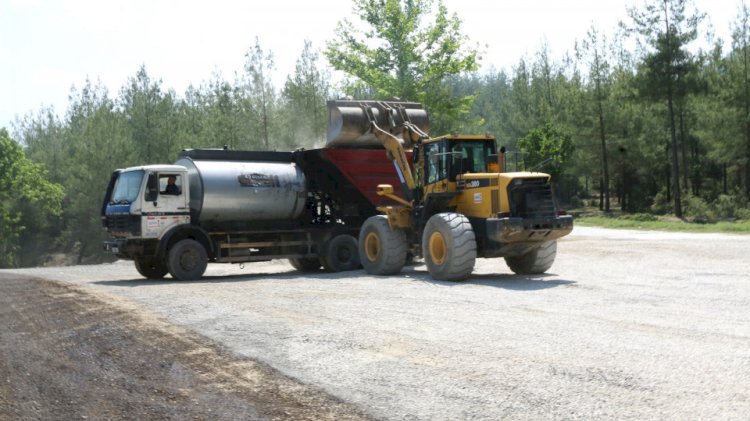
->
[101, 164, 190, 255]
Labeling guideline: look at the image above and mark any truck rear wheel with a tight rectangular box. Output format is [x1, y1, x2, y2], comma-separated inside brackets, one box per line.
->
[359, 215, 406, 276]
[422, 213, 476, 281]
[505, 241, 557, 275]
[134, 257, 168, 279]
[167, 239, 208, 280]
[288, 257, 322, 272]
[321, 234, 361, 272]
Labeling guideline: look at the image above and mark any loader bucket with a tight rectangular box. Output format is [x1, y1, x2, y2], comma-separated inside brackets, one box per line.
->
[326, 100, 429, 148]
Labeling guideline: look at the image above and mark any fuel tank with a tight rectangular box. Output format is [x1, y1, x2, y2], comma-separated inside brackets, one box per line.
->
[175, 151, 306, 225]
[326, 99, 429, 148]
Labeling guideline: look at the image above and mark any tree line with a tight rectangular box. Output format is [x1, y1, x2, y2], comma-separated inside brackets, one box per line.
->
[3, 0, 750, 268]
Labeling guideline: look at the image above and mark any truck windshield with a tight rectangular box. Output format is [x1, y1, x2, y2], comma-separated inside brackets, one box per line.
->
[111, 170, 144, 204]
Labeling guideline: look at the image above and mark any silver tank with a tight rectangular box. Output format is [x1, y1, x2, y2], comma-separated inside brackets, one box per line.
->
[174, 157, 306, 224]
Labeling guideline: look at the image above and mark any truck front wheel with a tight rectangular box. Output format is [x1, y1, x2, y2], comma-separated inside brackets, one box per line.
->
[358, 215, 406, 276]
[167, 239, 208, 280]
[422, 213, 477, 281]
[134, 257, 168, 279]
[504, 241, 557, 275]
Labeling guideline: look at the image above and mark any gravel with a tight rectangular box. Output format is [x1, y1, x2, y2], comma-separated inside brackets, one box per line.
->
[4, 226, 750, 419]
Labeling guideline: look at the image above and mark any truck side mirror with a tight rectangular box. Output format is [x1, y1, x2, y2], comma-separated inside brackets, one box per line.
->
[145, 173, 159, 202]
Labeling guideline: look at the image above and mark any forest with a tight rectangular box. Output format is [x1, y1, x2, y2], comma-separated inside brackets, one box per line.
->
[2, 0, 750, 268]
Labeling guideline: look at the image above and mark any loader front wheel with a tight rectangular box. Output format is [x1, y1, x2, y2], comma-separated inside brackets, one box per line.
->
[359, 215, 406, 276]
[422, 213, 477, 281]
[504, 241, 557, 275]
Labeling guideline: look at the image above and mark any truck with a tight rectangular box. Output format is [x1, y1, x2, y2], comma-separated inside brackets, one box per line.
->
[326, 100, 573, 281]
[100, 146, 412, 280]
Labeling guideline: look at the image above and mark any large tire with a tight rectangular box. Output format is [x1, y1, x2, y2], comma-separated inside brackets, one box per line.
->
[358, 215, 407, 275]
[422, 213, 476, 281]
[505, 241, 557, 275]
[321, 234, 361, 272]
[288, 257, 322, 272]
[167, 239, 208, 280]
[134, 257, 168, 279]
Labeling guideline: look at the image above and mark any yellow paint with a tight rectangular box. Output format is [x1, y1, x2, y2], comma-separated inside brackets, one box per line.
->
[378, 206, 412, 228]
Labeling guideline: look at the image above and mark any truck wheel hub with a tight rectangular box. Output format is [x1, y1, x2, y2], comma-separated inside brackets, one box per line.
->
[180, 249, 198, 270]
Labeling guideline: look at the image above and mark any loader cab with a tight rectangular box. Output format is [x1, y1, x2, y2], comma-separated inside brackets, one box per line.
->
[422, 136, 497, 185]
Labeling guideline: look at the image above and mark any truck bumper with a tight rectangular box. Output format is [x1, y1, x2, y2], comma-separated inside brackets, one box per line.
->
[486, 215, 573, 244]
[103, 238, 145, 258]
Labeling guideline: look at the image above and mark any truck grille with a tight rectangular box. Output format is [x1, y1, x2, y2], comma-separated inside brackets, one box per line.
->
[508, 178, 556, 220]
[104, 214, 141, 234]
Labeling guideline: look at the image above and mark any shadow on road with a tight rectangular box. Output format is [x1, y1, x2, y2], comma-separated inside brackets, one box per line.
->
[466, 274, 576, 290]
[94, 267, 575, 291]
[401, 266, 577, 290]
[93, 270, 308, 287]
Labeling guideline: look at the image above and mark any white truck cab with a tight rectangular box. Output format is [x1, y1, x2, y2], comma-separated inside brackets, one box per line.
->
[103, 164, 190, 245]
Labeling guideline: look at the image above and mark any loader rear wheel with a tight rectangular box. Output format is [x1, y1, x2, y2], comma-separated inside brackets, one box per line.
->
[321, 234, 361, 272]
[134, 257, 168, 279]
[504, 241, 557, 275]
[167, 239, 208, 281]
[289, 257, 322, 272]
[422, 213, 477, 281]
[359, 215, 406, 276]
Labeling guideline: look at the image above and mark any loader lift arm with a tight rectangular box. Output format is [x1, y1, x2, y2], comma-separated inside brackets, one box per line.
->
[362, 101, 429, 205]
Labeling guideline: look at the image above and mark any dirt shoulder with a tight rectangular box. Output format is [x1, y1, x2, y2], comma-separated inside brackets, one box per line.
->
[0, 273, 370, 420]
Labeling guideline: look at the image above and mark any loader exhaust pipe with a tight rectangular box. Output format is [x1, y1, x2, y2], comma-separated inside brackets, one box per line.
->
[327, 100, 429, 148]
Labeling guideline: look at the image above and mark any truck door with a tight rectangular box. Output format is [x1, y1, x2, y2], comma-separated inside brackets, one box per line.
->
[140, 172, 190, 238]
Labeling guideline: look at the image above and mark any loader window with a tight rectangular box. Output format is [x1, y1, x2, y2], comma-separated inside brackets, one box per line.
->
[449, 140, 496, 175]
[424, 142, 448, 184]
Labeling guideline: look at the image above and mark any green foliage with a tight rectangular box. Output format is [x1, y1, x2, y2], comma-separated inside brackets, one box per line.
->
[682, 194, 714, 221]
[0, 129, 64, 267]
[713, 194, 749, 219]
[576, 215, 750, 233]
[517, 123, 573, 180]
[244, 38, 278, 149]
[325, 0, 480, 132]
[281, 40, 331, 148]
[619, 213, 658, 222]
[622, 0, 706, 218]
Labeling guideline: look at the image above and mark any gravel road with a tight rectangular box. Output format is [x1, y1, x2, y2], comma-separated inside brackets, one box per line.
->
[3, 226, 749, 419]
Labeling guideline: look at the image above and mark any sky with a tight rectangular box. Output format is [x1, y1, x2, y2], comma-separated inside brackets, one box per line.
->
[0, 0, 742, 131]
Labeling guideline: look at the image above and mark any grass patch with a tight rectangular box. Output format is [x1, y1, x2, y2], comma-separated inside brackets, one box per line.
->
[575, 215, 750, 234]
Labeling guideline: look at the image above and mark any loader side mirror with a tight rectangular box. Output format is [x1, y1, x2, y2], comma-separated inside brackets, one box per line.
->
[487, 154, 498, 172]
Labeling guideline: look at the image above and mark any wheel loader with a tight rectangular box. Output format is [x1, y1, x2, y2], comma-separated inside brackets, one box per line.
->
[327, 100, 573, 281]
